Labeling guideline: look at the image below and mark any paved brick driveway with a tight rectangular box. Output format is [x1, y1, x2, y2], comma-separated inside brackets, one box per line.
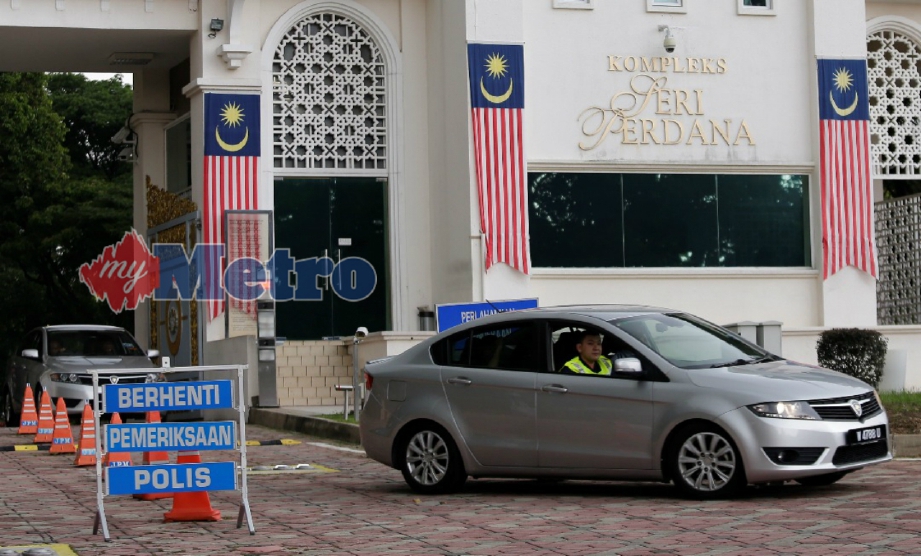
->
[1, 426, 919, 555]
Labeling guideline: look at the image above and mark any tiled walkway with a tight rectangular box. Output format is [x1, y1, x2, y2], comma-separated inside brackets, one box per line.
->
[1, 425, 920, 555]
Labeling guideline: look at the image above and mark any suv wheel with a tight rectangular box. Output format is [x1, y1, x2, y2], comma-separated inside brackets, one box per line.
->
[1, 387, 19, 427]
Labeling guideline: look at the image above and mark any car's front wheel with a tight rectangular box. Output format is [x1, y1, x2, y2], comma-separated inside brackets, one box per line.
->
[795, 471, 849, 487]
[398, 423, 467, 494]
[668, 423, 746, 499]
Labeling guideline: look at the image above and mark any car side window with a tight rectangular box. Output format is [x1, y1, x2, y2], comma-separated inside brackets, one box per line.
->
[550, 322, 638, 375]
[441, 323, 543, 372]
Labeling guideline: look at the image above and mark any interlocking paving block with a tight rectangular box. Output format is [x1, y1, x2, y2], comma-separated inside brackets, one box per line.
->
[247, 463, 338, 475]
[0, 545, 78, 556]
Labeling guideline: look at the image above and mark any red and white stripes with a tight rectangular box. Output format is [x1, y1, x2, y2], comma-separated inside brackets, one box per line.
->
[819, 119, 877, 279]
[203, 155, 260, 320]
[471, 107, 530, 274]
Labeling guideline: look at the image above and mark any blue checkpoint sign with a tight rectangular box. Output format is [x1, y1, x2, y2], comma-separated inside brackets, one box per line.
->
[106, 422, 236, 453]
[106, 462, 237, 496]
[103, 380, 234, 412]
[435, 298, 539, 332]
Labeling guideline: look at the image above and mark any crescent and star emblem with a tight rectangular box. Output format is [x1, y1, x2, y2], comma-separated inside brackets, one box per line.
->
[481, 52, 514, 105]
[215, 101, 249, 152]
[829, 67, 858, 117]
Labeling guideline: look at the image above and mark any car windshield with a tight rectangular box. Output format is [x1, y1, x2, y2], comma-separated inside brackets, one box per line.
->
[609, 313, 774, 369]
[46, 330, 145, 357]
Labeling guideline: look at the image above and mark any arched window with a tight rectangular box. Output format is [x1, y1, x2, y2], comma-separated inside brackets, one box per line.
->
[867, 29, 921, 176]
[272, 12, 387, 171]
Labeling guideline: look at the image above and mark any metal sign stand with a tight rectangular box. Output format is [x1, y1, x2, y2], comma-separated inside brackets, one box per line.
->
[90, 364, 254, 541]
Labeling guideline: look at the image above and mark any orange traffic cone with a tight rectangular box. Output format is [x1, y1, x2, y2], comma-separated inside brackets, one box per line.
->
[49, 398, 76, 454]
[102, 413, 132, 467]
[74, 402, 97, 467]
[33, 388, 55, 443]
[17, 383, 38, 434]
[134, 411, 172, 501]
[164, 451, 221, 522]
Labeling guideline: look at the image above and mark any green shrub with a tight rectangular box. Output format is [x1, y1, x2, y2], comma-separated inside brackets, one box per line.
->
[816, 328, 888, 388]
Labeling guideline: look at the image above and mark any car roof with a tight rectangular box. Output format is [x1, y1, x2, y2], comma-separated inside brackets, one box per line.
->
[43, 325, 126, 331]
[525, 304, 677, 319]
[436, 304, 678, 336]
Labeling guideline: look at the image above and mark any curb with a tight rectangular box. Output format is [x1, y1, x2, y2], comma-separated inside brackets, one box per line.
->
[894, 434, 921, 458]
[248, 410, 921, 459]
[249, 408, 360, 445]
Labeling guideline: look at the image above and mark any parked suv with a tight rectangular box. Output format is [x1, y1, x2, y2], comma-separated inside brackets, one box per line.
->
[2, 325, 162, 424]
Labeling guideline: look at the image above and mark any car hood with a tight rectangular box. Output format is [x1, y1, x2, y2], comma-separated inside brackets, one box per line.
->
[48, 356, 155, 372]
[686, 361, 870, 404]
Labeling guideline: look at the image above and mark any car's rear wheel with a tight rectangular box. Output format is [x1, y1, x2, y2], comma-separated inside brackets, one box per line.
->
[668, 423, 746, 499]
[1, 387, 19, 427]
[399, 424, 467, 494]
[795, 471, 849, 487]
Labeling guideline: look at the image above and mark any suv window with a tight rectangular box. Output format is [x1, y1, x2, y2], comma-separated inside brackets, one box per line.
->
[437, 322, 544, 372]
[46, 330, 144, 357]
[21, 330, 41, 355]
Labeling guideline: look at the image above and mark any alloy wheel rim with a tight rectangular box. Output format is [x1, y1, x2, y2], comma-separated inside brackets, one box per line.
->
[677, 432, 736, 492]
[405, 430, 449, 486]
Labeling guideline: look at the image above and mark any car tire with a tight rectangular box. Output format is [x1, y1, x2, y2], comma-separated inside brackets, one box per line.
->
[1, 387, 20, 427]
[398, 423, 467, 494]
[668, 423, 747, 499]
[795, 471, 849, 487]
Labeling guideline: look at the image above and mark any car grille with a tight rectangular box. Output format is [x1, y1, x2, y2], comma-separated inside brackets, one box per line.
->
[763, 447, 826, 466]
[76, 375, 149, 386]
[832, 440, 889, 465]
[808, 391, 882, 420]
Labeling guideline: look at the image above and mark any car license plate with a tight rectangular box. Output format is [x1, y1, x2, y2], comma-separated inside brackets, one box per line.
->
[847, 424, 886, 445]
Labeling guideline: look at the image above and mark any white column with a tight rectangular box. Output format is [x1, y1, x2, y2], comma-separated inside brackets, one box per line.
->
[466, 0, 532, 303]
[811, 0, 878, 327]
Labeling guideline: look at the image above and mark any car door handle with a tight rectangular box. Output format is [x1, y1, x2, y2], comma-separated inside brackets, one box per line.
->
[447, 377, 472, 385]
[541, 384, 568, 393]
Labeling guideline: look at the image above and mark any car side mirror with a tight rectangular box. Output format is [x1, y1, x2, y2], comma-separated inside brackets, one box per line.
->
[147, 349, 160, 359]
[613, 357, 643, 374]
[22, 349, 39, 360]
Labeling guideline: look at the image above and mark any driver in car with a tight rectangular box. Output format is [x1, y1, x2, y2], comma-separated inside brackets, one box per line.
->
[561, 331, 613, 376]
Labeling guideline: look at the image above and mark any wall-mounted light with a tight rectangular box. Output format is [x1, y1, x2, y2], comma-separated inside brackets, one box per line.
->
[209, 18, 224, 39]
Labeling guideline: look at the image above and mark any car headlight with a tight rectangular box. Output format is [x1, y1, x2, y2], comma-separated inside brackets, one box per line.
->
[747, 401, 821, 420]
[49, 372, 81, 384]
[145, 372, 166, 383]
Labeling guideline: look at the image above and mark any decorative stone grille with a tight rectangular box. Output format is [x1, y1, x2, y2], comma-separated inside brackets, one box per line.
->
[867, 30, 921, 177]
[876, 193, 921, 324]
[272, 13, 387, 171]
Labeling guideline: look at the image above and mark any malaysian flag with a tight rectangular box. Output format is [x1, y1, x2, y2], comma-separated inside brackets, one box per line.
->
[817, 59, 877, 279]
[203, 93, 261, 319]
[468, 43, 530, 274]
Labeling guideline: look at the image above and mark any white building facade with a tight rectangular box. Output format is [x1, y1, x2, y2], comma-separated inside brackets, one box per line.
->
[2, 0, 920, 404]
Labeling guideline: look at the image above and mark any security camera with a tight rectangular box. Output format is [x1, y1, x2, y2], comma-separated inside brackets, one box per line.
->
[664, 34, 677, 53]
[111, 126, 131, 144]
[355, 326, 369, 339]
[659, 25, 677, 54]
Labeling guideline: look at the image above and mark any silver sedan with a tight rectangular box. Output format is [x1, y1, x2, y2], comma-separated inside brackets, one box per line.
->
[359, 305, 891, 499]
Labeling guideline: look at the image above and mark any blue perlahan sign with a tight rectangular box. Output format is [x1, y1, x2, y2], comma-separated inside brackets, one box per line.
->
[435, 298, 539, 332]
[106, 422, 236, 453]
[103, 380, 234, 412]
[106, 462, 237, 496]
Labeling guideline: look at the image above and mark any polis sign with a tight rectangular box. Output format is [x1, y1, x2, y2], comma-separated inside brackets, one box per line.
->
[579, 55, 755, 150]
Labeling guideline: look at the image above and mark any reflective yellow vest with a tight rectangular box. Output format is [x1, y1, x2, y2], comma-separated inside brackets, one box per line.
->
[564, 356, 612, 376]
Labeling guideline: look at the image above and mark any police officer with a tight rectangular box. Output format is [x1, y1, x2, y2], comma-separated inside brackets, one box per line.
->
[562, 330, 612, 376]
